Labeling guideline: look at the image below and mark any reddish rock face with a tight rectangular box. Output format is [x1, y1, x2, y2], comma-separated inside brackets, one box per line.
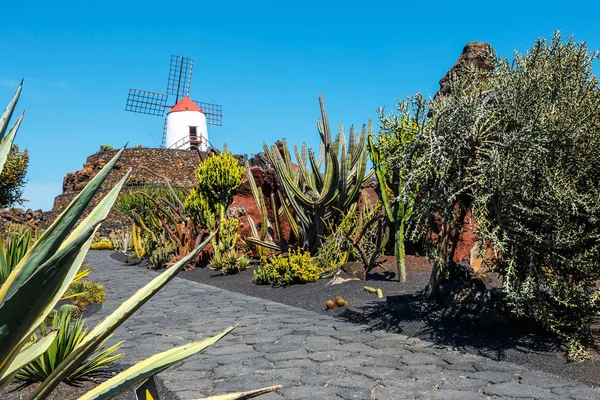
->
[433, 41, 495, 102]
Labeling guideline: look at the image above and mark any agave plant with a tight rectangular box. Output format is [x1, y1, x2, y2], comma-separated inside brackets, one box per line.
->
[0, 223, 40, 285]
[0, 82, 280, 399]
[17, 306, 123, 383]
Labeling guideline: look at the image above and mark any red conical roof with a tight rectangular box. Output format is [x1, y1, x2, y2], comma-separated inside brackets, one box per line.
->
[169, 96, 204, 113]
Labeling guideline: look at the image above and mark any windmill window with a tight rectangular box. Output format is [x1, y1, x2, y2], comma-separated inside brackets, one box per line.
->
[189, 126, 197, 135]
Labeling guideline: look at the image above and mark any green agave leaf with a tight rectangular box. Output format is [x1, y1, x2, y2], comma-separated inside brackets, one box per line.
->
[0, 222, 97, 378]
[0, 149, 126, 378]
[0, 113, 23, 174]
[195, 385, 282, 400]
[0, 81, 22, 141]
[77, 325, 237, 400]
[0, 331, 57, 390]
[26, 170, 132, 337]
[31, 233, 215, 400]
[0, 147, 125, 302]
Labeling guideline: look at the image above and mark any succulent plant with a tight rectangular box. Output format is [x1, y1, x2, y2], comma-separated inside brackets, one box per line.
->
[257, 94, 372, 254]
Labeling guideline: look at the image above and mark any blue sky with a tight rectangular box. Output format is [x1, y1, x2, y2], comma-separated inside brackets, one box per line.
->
[2, 1, 600, 211]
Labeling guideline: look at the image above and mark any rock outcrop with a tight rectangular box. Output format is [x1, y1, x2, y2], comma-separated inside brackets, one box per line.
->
[433, 41, 495, 101]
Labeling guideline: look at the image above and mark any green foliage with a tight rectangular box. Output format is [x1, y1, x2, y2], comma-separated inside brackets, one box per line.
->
[470, 33, 600, 357]
[65, 280, 106, 311]
[254, 249, 321, 286]
[100, 144, 114, 151]
[149, 241, 178, 269]
[210, 210, 250, 274]
[315, 196, 382, 274]
[370, 106, 424, 282]
[133, 144, 144, 149]
[17, 306, 123, 383]
[184, 149, 245, 228]
[262, 95, 371, 254]
[0, 223, 39, 285]
[0, 144, 28, 208]
[402, 32, 600, 356]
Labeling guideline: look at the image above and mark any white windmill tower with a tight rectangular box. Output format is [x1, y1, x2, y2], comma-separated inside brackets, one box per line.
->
[125, 55, 222, 151]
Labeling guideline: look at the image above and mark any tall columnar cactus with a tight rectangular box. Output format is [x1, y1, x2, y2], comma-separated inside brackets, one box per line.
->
[262, 94, 372, 254]
[369, 113, 421, 283]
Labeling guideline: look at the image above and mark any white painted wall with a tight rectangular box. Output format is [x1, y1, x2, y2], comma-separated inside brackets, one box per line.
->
[165, 110, 209, 151]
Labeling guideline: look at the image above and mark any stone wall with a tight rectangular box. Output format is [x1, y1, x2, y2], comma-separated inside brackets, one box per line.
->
[47, 148, 205, 230]
[60, 147, 204, 194]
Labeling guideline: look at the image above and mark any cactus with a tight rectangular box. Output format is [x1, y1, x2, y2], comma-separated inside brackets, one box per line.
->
[131, 223, 147, 259]
[244, 161, 293, 255]
[367, 116, 419, 283]
[262, 94, 372, 254]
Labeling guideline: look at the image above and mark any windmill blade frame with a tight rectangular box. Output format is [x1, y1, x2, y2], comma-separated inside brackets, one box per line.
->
[167, 55, 194, 102]
[193, 100, 222, 126]
[125, 89, 168, 117]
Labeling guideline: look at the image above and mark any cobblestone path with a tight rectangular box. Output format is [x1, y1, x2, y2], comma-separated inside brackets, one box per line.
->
[85, 251, 600, 400]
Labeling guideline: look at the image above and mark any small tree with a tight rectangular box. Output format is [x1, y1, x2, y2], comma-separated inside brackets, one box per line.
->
[471, 33, 600, 359]
[404, 32, 600, 357]
[0, 144, 28, 208]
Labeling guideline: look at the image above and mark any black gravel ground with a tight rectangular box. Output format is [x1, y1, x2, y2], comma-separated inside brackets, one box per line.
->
[175, 255, 600, 387]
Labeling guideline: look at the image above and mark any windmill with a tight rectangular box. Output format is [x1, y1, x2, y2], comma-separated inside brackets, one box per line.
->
[125, 55, 222, 151]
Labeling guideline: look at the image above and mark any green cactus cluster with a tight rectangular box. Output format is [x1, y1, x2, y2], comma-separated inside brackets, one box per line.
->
[149, 242, 178, 269]
[184, 148, 245, 229]
[368, 112, 421, 282]
[256, 94, 372, 254]
[210, 210, 250, 274]
[254, 248, 320, 286]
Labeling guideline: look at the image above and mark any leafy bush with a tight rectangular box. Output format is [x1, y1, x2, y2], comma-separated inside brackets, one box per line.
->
[399, 32, 600, 357]
[470, 33, 600, 358]
[17, 305, 123, 383]
[0, 144, 28, 208]
[184, 148, 245, 228]
[254, 249, 321, 286]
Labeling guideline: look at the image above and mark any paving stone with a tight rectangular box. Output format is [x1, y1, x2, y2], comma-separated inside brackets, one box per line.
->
[483, 382, 564, 399]
[83, 251, 600, 400]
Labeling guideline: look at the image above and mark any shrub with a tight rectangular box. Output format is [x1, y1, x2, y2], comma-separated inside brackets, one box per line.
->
[402, 32, 600, 357]
[254, 249, 321, 286]
[470, 33, 600, 358]
[0, 144, 28, 208]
